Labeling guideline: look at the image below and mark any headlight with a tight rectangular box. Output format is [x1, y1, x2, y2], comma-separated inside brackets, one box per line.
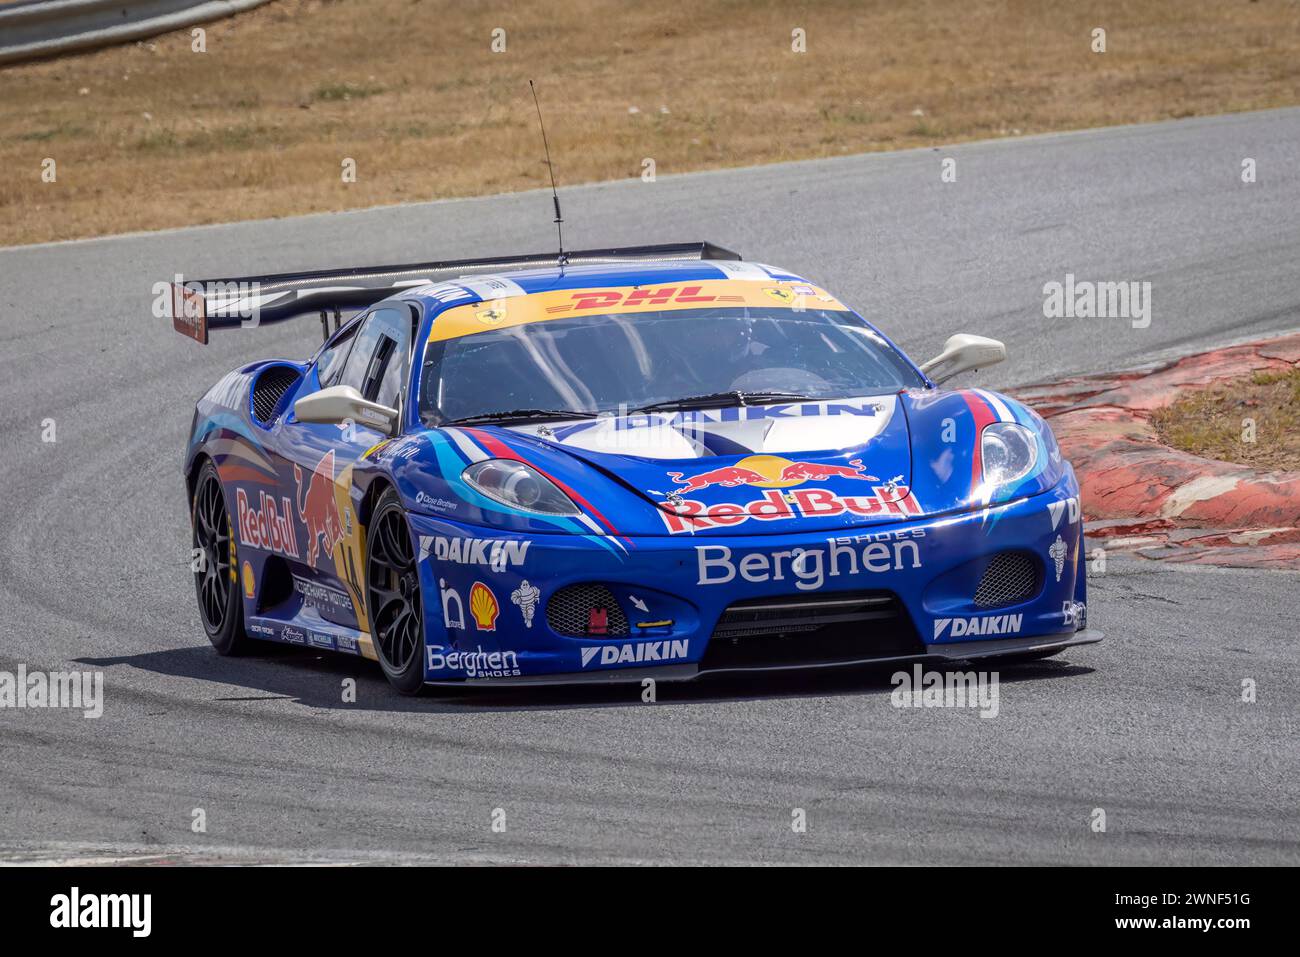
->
[981, 423, 1039, 488]
[462, 459, 580, 515]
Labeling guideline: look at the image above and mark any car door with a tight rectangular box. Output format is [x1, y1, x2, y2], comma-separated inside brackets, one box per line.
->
[276, 304, 418, 628]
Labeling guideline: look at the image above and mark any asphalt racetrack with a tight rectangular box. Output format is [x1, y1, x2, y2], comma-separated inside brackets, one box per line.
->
[1, 109, 1297, 864]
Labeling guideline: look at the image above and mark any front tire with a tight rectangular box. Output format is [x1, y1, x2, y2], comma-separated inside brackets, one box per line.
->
[366, 488, 426, 695]
[191, 460, 251, 655]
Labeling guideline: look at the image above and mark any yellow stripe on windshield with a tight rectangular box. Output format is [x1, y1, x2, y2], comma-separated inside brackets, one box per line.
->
[427, 279, 849, 343]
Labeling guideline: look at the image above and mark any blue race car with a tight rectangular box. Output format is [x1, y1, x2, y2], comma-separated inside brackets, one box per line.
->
[176, 242, 1098, 694]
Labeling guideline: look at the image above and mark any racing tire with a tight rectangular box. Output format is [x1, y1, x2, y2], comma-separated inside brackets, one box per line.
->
[192, 459, 252, 655]
[366, 488, 426, 695]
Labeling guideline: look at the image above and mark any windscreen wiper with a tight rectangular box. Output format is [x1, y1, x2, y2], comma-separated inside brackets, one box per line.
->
[629, 390, 814, 414]
[445, 408, 591, 426]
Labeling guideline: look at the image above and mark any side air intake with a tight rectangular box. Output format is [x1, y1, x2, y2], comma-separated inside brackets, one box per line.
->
[251, 365, 302, 425]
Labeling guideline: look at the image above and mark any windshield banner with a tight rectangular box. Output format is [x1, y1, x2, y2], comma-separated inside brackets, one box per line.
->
[427, 279, 849, 343]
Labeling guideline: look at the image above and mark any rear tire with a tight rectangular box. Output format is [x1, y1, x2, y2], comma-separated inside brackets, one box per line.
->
[366, 488, 426, 695]
[191, 460, 251, 655]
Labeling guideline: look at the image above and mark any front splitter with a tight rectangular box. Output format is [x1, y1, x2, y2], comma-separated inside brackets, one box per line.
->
[425, 629, 1104, 688]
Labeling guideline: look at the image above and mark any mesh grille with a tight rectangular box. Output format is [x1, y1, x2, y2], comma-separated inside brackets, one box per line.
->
[546, 584, 629, 637]
[712, 592, 898, 639]
[251, 366, 302, 423]
[974, 552, 1039, 608]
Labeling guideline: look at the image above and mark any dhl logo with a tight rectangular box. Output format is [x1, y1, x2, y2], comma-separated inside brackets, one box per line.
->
[563, 285, 723, 312]
[427, 279, 848, 344]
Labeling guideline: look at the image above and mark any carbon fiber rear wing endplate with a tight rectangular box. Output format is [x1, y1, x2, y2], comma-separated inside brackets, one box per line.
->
[168, 241, 742, 344]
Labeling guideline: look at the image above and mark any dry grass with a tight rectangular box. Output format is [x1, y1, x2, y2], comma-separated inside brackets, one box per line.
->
[2, 0, 1300, 246]
[1152, 369, 1300, 471]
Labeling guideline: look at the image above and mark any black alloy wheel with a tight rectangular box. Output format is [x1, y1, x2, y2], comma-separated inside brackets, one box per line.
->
[192, 459, 250, 654]
[366, 488, 425, 694]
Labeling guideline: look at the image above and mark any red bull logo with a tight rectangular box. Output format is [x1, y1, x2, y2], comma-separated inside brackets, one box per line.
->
[777, 459, 878, 483]
[294, 449, 344, 569]
[236, 488, 301, 559]
[665, 455, 878, 495]
[658, 486, 919, 534]
[666, 465, 768, 494]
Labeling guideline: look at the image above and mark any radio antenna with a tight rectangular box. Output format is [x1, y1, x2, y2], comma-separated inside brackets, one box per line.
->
[529, 80, 566, 265]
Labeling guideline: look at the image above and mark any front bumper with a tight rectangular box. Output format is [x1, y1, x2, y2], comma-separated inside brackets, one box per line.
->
[436, 630, 1104, 687]
[410, 479, 1095, 684]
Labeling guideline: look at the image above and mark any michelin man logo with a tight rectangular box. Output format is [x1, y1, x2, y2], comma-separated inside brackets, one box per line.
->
[511, 579, 540, 628]
[1049, 535, 1067, 582]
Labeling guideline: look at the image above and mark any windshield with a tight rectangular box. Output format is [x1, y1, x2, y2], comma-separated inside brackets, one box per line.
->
[419, 306, 924, 425]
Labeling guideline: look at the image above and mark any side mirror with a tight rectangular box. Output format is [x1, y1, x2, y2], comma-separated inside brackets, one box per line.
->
[919, 334, 1007, 385]
[294, 384, 398, 435]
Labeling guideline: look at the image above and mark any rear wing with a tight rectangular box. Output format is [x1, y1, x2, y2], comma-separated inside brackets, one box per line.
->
[168, 241, 741, 344]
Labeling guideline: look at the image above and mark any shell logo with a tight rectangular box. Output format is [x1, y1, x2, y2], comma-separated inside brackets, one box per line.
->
[469, 582, 499, 631]
[242, 561, 255, 598]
